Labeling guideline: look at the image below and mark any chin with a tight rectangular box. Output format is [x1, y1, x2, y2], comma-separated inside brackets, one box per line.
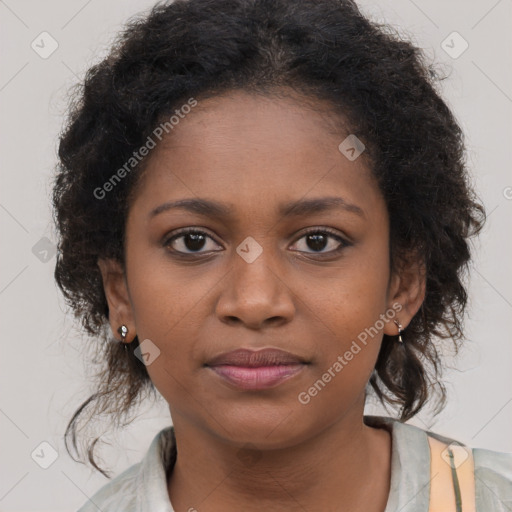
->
[210, 411, 313, 450]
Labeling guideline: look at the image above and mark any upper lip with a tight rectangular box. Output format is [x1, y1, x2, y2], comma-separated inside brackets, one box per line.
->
[205, 348, 308, 367]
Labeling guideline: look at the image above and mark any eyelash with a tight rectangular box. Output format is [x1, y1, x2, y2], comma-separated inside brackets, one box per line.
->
[162, 227, 351, 258]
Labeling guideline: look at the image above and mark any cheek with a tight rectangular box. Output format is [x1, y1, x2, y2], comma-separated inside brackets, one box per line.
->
[124, 258, 210, 393]
[298, 297, 387, 417]
[126, 240, 213, 340]
[130, 287, 208, 410]
[306, 246, 390, 339]
[300, 246, 391, 386]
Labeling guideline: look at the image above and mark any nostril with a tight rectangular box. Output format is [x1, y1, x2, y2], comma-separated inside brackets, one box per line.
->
[265, 316, 287, 327]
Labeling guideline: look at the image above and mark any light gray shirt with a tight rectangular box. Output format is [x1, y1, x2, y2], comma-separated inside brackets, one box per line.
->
[77, 415, 512, 511]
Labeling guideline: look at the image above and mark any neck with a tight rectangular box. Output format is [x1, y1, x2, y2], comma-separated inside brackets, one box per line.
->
[167, 409, 392, 512]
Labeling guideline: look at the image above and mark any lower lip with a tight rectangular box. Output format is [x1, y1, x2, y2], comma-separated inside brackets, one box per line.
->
[207, 364, 306, 390]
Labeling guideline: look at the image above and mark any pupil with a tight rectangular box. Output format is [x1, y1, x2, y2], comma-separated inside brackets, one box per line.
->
[307, 233, 327, 251]
[185, 233, 206, 251]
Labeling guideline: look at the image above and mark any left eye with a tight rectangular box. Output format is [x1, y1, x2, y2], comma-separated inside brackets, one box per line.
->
[290, 230, 346, 254]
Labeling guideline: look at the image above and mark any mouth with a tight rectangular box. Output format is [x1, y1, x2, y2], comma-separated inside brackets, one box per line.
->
[205, 348, 309, 390]
[206, 363, 306, 390]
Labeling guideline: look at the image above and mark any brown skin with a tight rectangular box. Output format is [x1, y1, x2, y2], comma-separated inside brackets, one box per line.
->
[98, 90, 426, 512]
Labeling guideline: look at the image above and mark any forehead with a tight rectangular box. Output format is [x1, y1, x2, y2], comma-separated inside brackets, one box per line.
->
[128, 90, 385, 223]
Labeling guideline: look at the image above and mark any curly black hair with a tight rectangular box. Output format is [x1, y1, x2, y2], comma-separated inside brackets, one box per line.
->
[52, 0, 485, 478]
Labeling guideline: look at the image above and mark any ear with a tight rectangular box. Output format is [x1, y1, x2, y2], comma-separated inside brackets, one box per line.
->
[383, 250, 426, 336]
[97, 257, 136, 342]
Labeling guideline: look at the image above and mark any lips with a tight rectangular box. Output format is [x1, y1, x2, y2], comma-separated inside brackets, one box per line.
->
[205, 348, 308, 368]
[205, 348, 309, 390]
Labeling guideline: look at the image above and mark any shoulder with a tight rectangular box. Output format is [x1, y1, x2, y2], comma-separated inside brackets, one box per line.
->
[423, 425, 512, 510]
[76, 426, 176, 512]
[365, 415, 512, 511]
[76, 462, 142, 512]
[472, 445, 512, 510]
[424, 427, 512, 484]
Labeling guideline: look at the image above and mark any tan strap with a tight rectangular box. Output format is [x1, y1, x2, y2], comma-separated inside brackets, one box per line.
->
[427, 434, 476, 512]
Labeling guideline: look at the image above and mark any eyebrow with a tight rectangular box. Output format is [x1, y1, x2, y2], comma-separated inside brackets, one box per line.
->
[148, 196, 365, 220]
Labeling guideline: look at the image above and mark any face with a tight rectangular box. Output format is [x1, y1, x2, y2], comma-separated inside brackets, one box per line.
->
[99, 89, 424, 448]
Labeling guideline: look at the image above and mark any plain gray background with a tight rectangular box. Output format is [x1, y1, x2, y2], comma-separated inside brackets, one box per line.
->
[1, 0, 511, 510]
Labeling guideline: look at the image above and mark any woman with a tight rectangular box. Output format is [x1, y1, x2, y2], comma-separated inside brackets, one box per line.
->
[52, 0, 512, 510]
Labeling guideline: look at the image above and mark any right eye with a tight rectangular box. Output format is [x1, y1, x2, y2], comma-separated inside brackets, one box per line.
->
[163, 228, 223, 255]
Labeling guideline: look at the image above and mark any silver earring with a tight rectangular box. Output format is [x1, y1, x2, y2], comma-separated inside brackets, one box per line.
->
[393, 320, 404, 343]
[118, 325, 129, 351]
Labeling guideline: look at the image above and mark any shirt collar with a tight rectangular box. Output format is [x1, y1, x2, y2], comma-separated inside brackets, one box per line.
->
[137, 425, 176, 512]
[365, 415, 430, 512]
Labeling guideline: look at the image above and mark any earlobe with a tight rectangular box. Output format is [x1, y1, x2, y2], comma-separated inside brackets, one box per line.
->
[97, 257, 135, 341]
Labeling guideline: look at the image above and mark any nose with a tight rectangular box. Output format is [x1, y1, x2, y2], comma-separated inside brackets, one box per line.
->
[215, 252, 296, 330]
